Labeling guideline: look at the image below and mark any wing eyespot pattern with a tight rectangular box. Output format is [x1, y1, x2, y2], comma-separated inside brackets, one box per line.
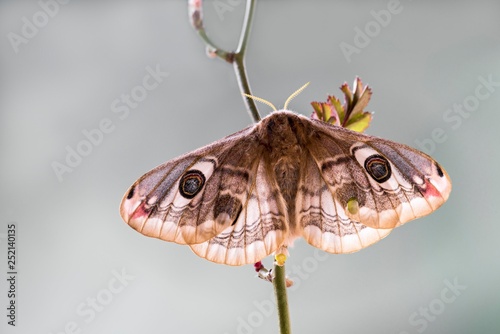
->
[364, 154, 392, 183]
[179, 169, 206, 199]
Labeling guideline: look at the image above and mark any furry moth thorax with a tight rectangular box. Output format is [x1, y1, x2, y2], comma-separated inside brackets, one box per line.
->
[120, 110, 451, 265]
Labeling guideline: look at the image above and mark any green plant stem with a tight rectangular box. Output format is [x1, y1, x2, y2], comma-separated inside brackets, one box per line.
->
[273, 262, 291, 334]
[193, 0, 260, 122]
[233, 53, 260, 122]
[196, 29, 234, 62]
[232, 0, 260, 121]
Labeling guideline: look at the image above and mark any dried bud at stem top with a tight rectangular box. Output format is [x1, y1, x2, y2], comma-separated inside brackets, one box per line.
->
[188, 0, 203, 30]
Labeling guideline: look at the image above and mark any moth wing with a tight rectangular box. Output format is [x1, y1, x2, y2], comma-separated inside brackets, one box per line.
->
[298, 119, 451, 253]
[120, 126, 257, 245]
[190, 156, 289, 266]
[297, 148, 393, 254]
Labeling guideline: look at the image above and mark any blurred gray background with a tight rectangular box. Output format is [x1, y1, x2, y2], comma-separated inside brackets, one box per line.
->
[1, 1, 499, 333]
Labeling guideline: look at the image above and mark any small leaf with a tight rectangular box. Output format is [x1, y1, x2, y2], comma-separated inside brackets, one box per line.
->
[350, 85, 372, 118]
[346, 112, 372, 133]
[327, 116, 337, 124]
[311, 101, 338, 124]
[352, 77, 363, 105]
[328, 96, 344, 124]
[310, 77, 373, 133]
[322, 103, 332, 122]
[311, 101, 323, 120]
[340, 83, 353, 113]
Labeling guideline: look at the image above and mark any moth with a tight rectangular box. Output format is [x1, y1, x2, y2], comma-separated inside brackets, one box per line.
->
[120, 110, 451, 266]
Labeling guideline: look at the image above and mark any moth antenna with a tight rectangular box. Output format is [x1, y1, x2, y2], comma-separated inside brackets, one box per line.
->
[243, 93, 277, 111]
[284, 82, 310, 110]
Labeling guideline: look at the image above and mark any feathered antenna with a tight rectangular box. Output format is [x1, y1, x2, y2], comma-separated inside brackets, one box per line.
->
[284, 82, 310, 110]
[242, 93, 277, 112]
[243, 82, 310, 112]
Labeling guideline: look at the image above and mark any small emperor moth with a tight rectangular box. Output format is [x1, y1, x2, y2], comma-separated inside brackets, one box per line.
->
[120, 108, 451, 265]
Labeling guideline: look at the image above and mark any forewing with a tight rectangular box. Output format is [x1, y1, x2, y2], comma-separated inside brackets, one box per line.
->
[120, 126, 259, 245]
[305, 119, 451, 231]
